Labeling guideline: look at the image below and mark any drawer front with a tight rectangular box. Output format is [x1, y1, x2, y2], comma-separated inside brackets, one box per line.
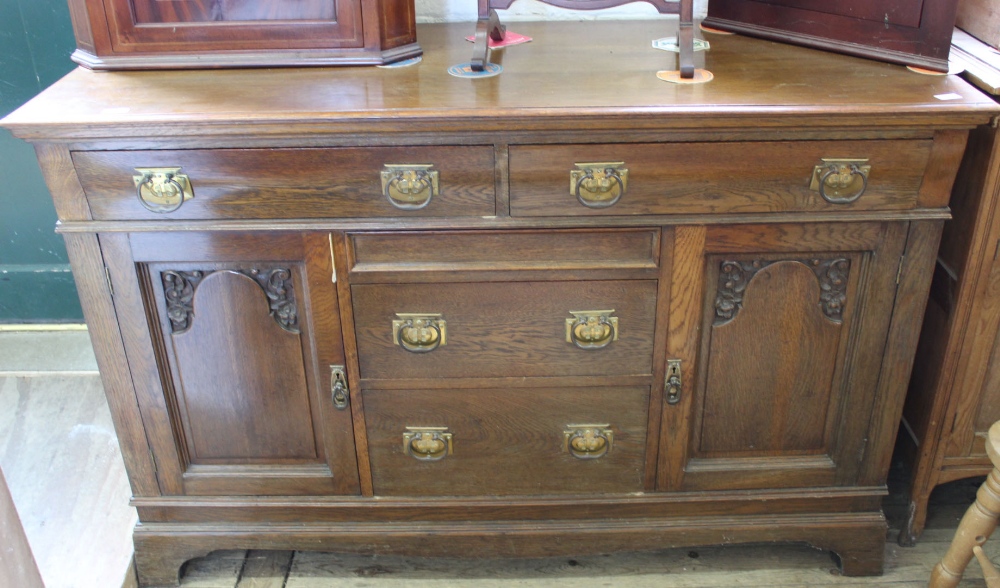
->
[509, 140, 932, 216]
[352, 280, 658, 380]
[349, 229, 660, 273]
[365, 386, 649, 496]
[73, 146, 495, 220]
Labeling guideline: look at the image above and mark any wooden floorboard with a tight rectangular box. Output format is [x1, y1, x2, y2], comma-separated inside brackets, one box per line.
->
[0, 374, 136, 588]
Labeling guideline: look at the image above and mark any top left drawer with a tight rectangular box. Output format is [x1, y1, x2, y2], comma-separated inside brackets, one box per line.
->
[72, 147, 496, 220]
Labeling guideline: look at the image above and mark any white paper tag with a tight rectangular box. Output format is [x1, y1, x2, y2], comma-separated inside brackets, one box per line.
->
[934, 93, 963, 101]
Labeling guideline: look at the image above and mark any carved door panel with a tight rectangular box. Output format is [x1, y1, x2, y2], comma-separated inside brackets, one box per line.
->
[657, 222, 908, 491]
[104, 232, 360, 496]
[103, 0, 363, 53]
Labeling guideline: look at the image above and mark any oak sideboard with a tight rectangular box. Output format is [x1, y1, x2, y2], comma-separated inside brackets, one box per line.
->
[4, 21, 996, 586]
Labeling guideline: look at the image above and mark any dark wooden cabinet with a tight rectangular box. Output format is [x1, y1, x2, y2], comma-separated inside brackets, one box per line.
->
[3, 22, 996, 587]
[66, 0, 418, 69]
[704, 0, 959, 71]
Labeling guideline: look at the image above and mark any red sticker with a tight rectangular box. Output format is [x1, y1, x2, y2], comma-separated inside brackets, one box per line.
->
[465, 31, 533, 49]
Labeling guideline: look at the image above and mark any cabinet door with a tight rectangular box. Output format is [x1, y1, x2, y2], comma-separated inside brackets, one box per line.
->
[657, 222, 908, 491]
[102, 0, 363, 53]
[104, 232, 360, 496]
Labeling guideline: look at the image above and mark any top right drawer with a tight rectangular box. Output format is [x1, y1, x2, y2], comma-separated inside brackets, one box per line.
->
[509, 140, 933, 216]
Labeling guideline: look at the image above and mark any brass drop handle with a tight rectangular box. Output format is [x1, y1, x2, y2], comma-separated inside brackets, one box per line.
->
[566, 310, 619, 350]
[564, 424, 613, 459]
[570, 162, 628, 208]
[381, 164, 439, 210]
[133, 167, 194, 213]
[403, 427, 453, 461]
[810, 159, 871, 204]
[330, 365, 349, 410]
[393, 313, 446, 353]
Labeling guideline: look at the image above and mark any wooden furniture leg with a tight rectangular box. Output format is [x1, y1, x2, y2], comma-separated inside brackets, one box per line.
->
[930, 421, 1000, 587]
[677, 0, 694, 78]
[471, 9, 506, 71]
[974, 546, 1000, 587]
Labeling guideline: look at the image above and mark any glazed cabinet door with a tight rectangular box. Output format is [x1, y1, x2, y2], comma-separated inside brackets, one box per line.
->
[658, 222, 909, 491]
[101, 0, 363, 53]
[103, 232, 360, 496]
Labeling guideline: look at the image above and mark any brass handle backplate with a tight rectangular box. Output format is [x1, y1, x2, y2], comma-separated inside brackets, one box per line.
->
[330, 365, 349, 410]
[570, 162, 628, 208]
[566, 310, 619, 350]
[393, 313, 446, 353]
[381, 164, 439, 210]
[403, 427, 453, 461]
[564, 424, 613, 459]
[133, 167, 194, 213]
[809, 158, 871, 204]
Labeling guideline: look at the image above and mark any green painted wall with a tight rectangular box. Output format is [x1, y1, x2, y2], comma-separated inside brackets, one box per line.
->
[1, 0, 82, 322]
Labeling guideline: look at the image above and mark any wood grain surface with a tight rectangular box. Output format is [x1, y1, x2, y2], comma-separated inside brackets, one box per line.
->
[73, 146, 495, 220]
[364, 386, 650, 496]
[352, 280, 658, 380]
[510, 140, 933, 216]
[3, 22, 995, 141]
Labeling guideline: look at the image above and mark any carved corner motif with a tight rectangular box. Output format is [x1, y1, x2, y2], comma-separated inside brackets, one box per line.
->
[240, 268, 299, 334]
[162, 270, 205, 333]
[813, 258, 850, 323]
[161, 268, 300, 334]
[713, 257, 851, 326]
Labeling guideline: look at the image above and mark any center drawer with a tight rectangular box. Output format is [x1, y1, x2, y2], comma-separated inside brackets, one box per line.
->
[364, 386, 650, 496]
[351, 280, 658, 381]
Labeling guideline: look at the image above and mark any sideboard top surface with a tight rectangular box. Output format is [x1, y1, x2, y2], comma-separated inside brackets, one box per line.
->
[4, 21, 997, 140]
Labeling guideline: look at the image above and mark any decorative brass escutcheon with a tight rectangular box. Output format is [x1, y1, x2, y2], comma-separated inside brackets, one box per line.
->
[133, 167, 194, 213]
[565, 310, 619, 350]
[330, 365, 349, 410]
[665, 359, 682, 405]
[380, 164, 439, 210]
[403, 426, 453, 461]
[809, 158, 871, 204]
[570, 162, 628, 208]
[564, 424, 613, 459]
[392, 313, 447, 353]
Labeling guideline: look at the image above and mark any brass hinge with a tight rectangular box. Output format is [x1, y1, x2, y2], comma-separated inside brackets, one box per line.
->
[104, 266, 114, 297]
[895, 255, 905, 285]
[857, 437, 868, 465]
[992, 115, 1000, 129]
[148, 449, 158, 474]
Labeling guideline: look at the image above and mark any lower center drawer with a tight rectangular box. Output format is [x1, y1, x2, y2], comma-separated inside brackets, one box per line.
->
[364, 386, 650, 496]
